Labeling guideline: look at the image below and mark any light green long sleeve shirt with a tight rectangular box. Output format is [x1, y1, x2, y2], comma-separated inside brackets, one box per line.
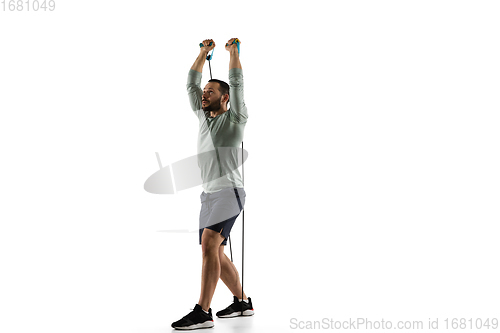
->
[186, 68, 248, 193]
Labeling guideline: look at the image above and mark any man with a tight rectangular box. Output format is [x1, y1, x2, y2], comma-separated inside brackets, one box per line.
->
[171, 38, 254, 330]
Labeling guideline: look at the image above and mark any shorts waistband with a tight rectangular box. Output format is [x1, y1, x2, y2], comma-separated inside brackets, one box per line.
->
[200, 187, 245, 202]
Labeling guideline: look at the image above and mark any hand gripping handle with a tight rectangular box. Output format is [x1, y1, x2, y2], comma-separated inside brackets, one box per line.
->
[226, 39, 240, 54]
[199, 42, 214, 60]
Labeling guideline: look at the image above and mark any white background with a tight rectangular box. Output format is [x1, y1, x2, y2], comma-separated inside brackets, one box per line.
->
[1, 1, 499, 332]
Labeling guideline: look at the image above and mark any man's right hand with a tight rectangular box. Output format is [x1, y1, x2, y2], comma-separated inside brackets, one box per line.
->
[200, 39, 215, 53]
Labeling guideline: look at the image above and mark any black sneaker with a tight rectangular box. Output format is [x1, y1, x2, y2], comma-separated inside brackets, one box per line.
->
[216, 296, 254, 318]
[171, 304, 214, 330]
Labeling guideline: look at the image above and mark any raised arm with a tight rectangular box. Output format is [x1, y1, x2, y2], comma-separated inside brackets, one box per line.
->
[191, 39, 214, 72]
[187, 40, 215, 112]
[226, 38, 242, 70]
[226, 38, 247, 123]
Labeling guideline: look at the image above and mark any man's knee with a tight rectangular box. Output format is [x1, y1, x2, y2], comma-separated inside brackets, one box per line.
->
[201, 228, 224, 254]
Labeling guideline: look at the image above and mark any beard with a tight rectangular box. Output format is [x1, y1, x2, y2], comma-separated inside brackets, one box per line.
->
[202, 97, 222, 112]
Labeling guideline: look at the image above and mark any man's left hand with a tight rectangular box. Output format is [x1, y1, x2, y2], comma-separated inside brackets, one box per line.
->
[225, 38, 240, 52]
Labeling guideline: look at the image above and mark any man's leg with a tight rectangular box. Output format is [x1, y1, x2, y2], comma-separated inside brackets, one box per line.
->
[198, 228, 225, 312]
[219, 245, 248, 300]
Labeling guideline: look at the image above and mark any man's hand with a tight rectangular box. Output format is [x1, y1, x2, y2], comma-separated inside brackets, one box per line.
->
[201, 39, 215, 53]
[225, 38, 240, 52]
[228, 38, 242, 70]
[191, 39, 214, 73]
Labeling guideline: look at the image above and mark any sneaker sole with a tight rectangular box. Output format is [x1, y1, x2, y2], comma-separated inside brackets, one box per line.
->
[217, 309, 254, 318]
[173, 321, 214, 330]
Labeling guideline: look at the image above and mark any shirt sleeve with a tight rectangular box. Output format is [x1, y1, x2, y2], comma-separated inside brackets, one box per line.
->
[186, 69, 203, 112]
[228, 68, 248, 124]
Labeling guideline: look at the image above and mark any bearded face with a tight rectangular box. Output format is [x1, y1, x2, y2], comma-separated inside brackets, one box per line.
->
[202, 95, 222, 112]
[202, 82, 228, 113]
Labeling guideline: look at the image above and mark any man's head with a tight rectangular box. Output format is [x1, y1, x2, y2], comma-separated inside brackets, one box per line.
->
[202, 79, 230, 112]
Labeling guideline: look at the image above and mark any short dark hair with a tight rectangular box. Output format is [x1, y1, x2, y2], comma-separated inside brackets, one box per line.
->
[208, 79, 230, 105]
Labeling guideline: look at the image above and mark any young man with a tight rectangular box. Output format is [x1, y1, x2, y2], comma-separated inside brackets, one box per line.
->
[171, 38, 254, 330]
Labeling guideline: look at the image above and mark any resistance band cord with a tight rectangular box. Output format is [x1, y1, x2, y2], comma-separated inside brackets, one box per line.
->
[208, 58, 212, 82]
[201, 40, 245, 313]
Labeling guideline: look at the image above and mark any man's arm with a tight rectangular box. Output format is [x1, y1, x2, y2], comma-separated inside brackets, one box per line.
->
[191, 49, 209, 73]
[186, 68, 203, 112]
[226, 39, 247, 123]
[229, 48, 242, 70]
[191, 39, 215, 72]
[187, 40, 214, 112]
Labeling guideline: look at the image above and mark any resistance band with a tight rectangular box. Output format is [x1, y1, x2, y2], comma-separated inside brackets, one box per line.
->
[199, 39, 246, 314]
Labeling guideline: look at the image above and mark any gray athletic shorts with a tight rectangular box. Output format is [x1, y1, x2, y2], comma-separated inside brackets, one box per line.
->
[199, 187, 245, 246]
